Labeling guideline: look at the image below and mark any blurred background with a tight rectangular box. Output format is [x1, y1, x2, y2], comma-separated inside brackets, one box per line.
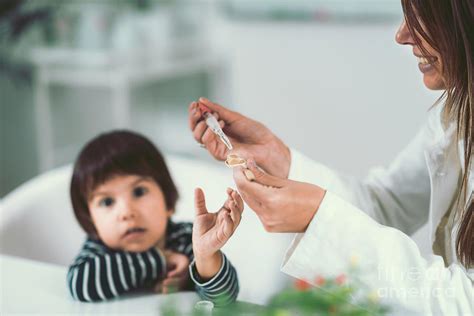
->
[0, 0, 440, 197]
[1, 0, 442, 306]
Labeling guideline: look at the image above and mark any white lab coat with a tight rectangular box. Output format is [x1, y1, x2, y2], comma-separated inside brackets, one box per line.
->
[280, 105, 473, 315]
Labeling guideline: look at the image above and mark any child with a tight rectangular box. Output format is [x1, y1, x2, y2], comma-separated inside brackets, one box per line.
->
[67, 130, 243, 306]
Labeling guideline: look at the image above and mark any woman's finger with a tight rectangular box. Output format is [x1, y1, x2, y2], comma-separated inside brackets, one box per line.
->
[198, 97, 235, 122]
[233, 168, 269, 210]
[201, 125, 218, 144]
[193, 120, 208, 143]
[246, 159, 285, 188]
[188, 101, 204, 131]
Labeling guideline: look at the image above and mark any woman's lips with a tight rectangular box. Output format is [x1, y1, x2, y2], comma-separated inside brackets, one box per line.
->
[417, 56, 437, 74]
[418, 62, 436, 74]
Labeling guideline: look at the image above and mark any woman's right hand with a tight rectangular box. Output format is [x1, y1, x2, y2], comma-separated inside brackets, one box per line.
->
[189, 97, 291, 179]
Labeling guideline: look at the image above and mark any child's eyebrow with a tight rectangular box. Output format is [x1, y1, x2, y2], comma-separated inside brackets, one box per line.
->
[130, 176, 152, 187]
[88, 190, 110, 201]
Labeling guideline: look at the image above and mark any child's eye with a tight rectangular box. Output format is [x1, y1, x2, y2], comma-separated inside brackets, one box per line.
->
[99, 197, 114, 207]
[133, 186, 148, 198]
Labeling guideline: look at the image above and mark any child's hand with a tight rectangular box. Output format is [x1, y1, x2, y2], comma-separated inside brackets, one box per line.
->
[192, 187, 244, 259]
[154, 250, 190, 294]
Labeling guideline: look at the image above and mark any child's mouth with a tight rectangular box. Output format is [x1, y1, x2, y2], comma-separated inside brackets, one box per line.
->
[123, 227, 146, 239]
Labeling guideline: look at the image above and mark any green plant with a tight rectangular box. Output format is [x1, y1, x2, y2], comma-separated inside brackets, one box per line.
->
[160, 264, 390, 316]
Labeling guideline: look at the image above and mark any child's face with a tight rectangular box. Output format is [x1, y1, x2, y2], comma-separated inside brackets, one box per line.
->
[88, 174, 172, 252]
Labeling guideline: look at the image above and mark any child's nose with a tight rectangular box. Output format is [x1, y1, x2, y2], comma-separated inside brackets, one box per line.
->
[117, 200, 137, 221]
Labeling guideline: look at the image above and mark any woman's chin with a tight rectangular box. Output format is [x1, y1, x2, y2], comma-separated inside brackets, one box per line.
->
[423, 75, 446, 90]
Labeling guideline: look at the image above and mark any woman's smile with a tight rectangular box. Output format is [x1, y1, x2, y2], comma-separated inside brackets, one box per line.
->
[416, 55, 438, 74]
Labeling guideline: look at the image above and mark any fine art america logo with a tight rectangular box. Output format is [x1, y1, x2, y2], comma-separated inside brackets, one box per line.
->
[376, 266, 455, 299]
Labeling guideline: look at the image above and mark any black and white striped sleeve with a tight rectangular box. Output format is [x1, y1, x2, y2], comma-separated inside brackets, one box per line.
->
[165, 221, 194, 260]
[189, 252, 239, 306]
[67, 239, 166, 302]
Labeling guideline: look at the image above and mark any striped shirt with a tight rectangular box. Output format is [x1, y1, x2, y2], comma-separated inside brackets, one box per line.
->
[67, 221, 239, 306]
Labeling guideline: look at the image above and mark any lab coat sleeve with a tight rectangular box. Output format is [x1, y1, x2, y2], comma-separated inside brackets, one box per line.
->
[281, 191, 474, 315]
[287, 110, 440, 235]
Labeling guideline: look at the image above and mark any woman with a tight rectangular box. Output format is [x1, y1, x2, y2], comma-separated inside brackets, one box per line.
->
[188, 0, 472, 314]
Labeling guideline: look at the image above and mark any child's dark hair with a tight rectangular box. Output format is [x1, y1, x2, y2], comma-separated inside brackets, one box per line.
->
[70, 130, 179, 236]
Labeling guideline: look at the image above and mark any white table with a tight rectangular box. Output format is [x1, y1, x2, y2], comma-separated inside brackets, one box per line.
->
[0, 254, 243, 315]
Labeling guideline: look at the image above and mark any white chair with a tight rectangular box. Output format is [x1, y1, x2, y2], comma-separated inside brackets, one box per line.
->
[0, 154, 292, 304]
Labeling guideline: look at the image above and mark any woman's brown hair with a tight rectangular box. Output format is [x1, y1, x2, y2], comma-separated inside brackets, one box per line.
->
[70, 130, 179, 236]
[402, 0, 473, 267]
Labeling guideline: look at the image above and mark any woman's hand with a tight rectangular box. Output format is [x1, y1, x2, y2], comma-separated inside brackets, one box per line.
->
[192, 187, 243, 279]
[154, 250, 190, 294]
[189, 97, 291, 179]
[233, 159, 326, 233]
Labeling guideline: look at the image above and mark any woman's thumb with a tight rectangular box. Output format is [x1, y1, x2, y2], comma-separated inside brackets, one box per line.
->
[245, 159, 284, 188]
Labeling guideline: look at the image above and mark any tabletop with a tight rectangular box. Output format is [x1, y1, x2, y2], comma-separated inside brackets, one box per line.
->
[0, 254, 261, 315]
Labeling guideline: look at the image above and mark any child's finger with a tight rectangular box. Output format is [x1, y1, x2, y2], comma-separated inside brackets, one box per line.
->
[163, 277, 176, 286]
[154, 281, 163, 293]
[223, 197, 233, 211]
[231, 190, 244, 213]
[228, 200, 242, 228]
[217, 209, 226, 227]
[163, 277, 183, 293]
[167, 259, 189, 278]
[221, 211, 234, 239]
[194, 188, 208, 216]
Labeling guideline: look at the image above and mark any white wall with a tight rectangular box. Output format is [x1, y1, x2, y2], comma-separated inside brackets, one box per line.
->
[213, 19, 441, 177]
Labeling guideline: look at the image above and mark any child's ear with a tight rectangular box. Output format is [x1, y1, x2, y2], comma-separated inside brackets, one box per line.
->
[166, 209, 175, 218]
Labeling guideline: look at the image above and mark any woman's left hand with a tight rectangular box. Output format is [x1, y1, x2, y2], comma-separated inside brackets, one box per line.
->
[233, 159, 326, 233]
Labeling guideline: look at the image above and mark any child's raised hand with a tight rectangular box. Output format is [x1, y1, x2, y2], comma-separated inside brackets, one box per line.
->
[192, 187, 244, 259]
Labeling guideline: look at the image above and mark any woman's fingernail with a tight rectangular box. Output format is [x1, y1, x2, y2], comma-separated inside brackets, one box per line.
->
[200, 97, 209, 102]
[247, 159, 256, 168]
[243, 169, 256, 181]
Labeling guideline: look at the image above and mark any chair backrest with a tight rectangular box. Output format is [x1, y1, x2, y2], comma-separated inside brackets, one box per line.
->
[0, 155, 292, 304]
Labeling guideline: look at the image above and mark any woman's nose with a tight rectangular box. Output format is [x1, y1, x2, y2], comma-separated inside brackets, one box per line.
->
[395, 20, 414, 46]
